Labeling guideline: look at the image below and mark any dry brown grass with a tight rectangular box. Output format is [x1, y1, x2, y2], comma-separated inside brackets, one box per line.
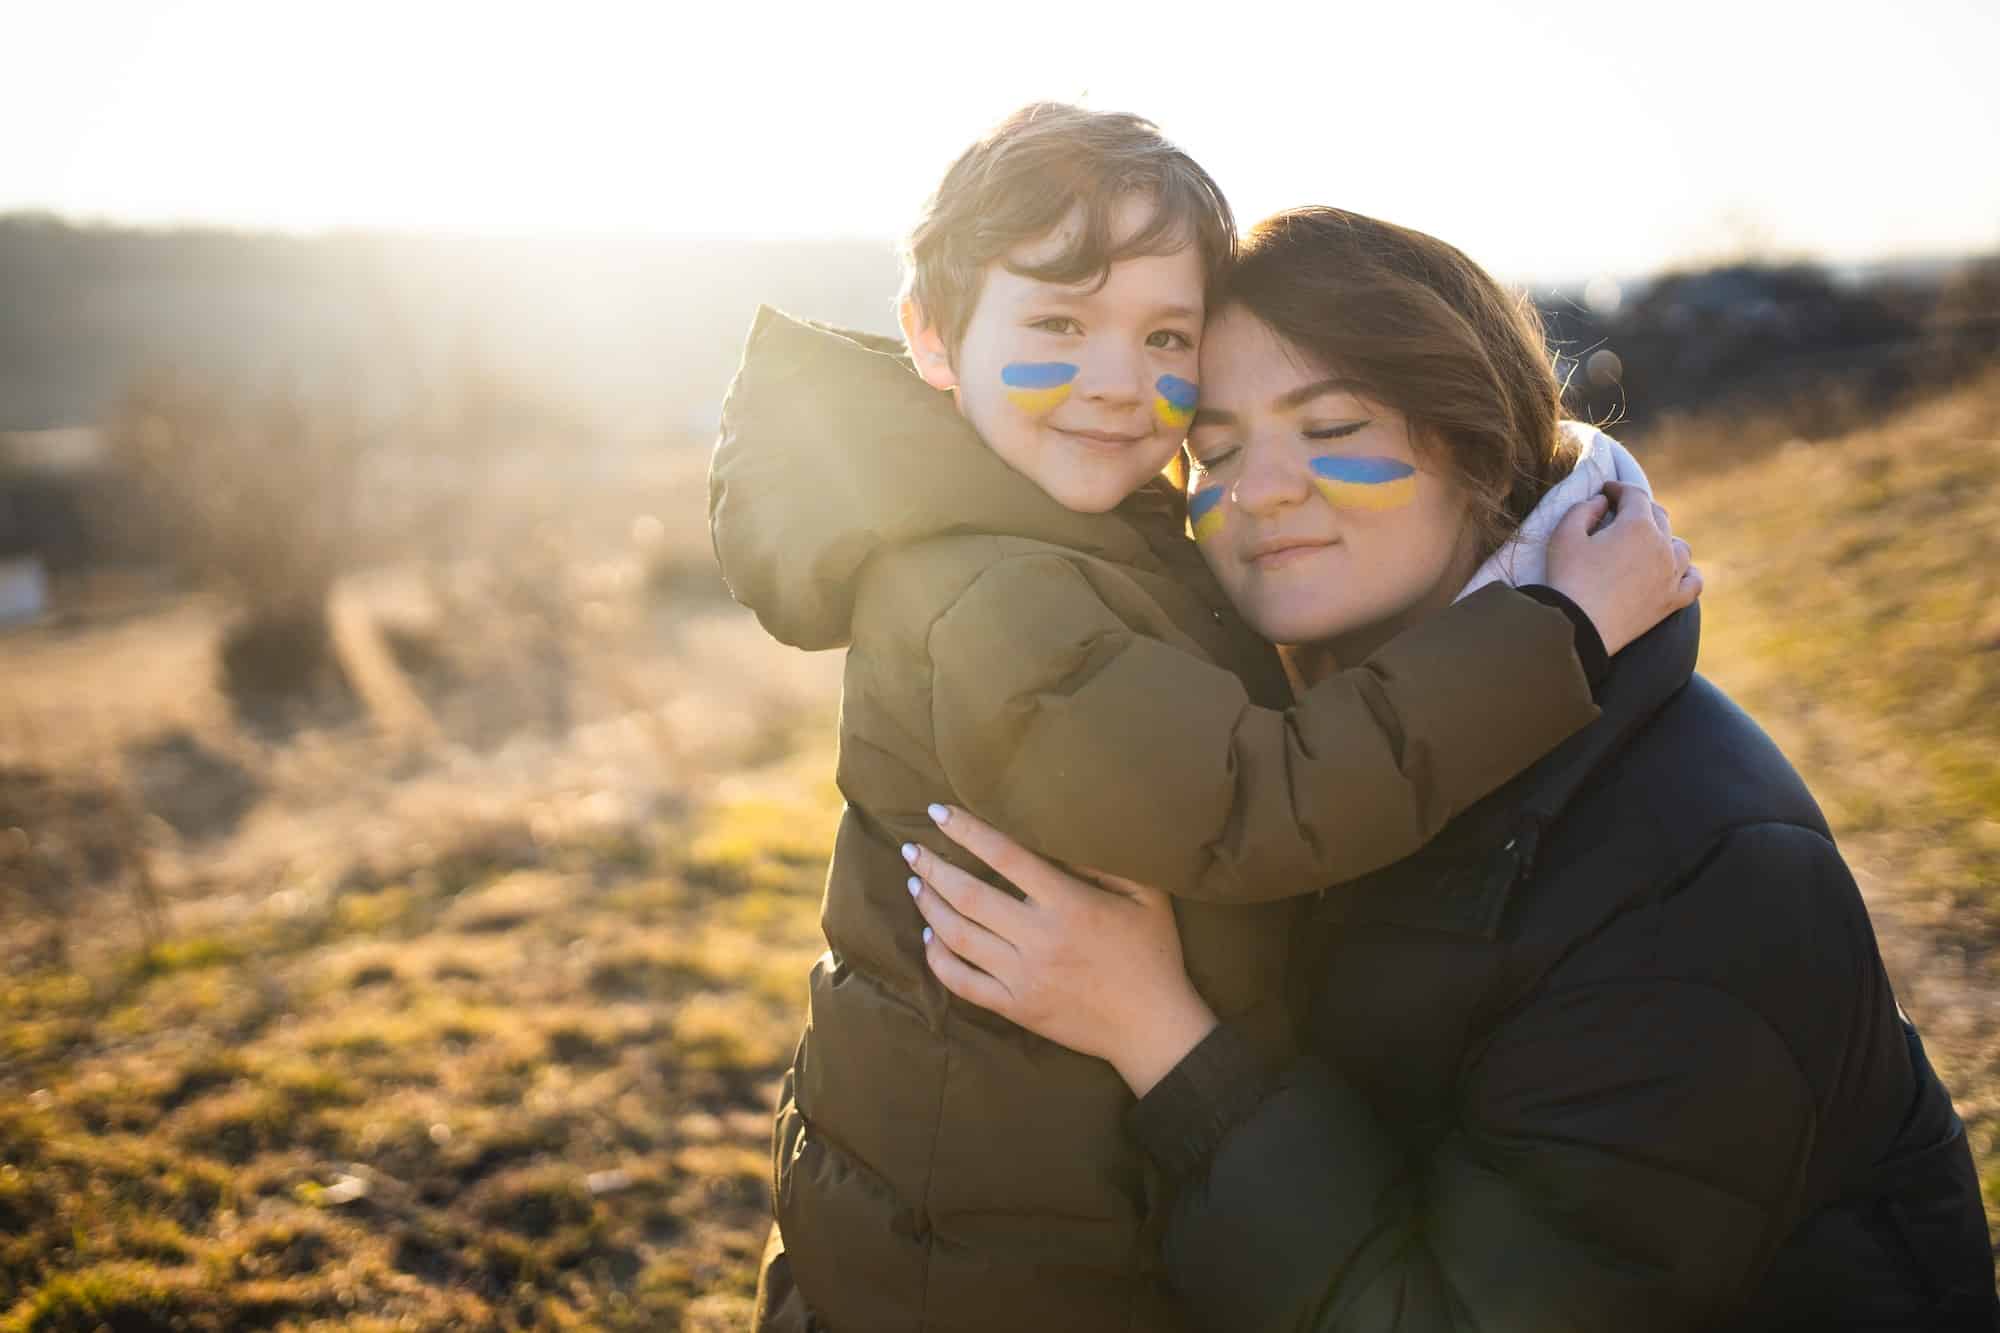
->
[0, 453, 837, 1327]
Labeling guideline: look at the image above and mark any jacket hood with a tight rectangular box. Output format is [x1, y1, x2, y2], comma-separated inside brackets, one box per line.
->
[1457, 421, 1653, 601]
[708, 306, 1174, 650]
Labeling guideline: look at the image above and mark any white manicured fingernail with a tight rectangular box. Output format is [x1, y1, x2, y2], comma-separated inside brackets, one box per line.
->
[922, 926, 933, 944]
[908, 877, 921, 897]
[927, 804, 950, 825]
[900, 843, 918, 865]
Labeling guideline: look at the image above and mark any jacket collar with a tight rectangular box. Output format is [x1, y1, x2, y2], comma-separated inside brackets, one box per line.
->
[1341, 600, 1703, 938]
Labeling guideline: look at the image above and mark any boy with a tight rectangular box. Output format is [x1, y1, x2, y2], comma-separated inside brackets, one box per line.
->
[711, 104, 1653, 1332]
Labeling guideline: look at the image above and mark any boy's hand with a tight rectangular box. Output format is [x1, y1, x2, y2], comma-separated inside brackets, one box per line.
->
[1546, 481, 1701, 657]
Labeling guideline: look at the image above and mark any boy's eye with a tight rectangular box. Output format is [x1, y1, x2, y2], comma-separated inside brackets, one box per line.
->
[1146, 329, 1195, 352]
[1030, 316, 1082, 335]
[1304, 422, 1369, 442]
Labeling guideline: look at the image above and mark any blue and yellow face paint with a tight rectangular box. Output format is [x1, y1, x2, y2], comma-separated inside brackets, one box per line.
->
[1187, 483, 1226, 544]
[1154, 374, 1198, 433]
[1001, 362, 1077, 417]
[1309, 456, 1418, 511]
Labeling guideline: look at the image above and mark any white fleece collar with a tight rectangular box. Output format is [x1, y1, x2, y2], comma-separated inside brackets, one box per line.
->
[1455, 421, 1653, 602]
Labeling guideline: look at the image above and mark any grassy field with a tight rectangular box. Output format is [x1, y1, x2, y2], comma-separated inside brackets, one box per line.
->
[2, 372, 1998, 1328]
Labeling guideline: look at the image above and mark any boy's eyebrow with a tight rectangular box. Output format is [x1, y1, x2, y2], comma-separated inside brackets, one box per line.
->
[1152, 303, 1203, 322]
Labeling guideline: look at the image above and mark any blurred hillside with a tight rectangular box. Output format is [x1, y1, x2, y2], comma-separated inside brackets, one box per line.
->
[0, 216, 901, 436]
[6, 214, 1996, 446]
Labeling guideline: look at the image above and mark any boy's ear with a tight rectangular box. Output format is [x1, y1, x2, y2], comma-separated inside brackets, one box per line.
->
[899, 297, 959, 392]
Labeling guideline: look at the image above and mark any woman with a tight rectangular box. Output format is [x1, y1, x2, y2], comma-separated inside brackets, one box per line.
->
[906, 208, 1998, 1330]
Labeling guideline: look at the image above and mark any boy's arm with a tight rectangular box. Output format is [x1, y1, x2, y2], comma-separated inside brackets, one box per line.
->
[929, 554, 1596, 901]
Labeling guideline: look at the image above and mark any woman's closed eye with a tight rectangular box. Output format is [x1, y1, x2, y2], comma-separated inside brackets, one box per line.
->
[1186, 443, 1239, 472]
[1304, 421, 1369, 442]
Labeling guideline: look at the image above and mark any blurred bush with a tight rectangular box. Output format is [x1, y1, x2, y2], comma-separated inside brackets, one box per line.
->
[1545, 254, 2000, 436]
[100, 374, 370, 710]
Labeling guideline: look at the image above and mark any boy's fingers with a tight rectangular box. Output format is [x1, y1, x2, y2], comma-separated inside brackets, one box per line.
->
[914, 851, 1030, 936]
[923, 931, 1015, 1016]
[1650, 500, 1672, 536]
[911, 876, 1017, 976]
[1672, 537, 1692, 577]
[925, 803, 1035, 892]
[1554, 496, 1599, 538]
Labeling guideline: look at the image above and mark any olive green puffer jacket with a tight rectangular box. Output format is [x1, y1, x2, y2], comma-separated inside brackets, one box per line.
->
[709, 306, 1601, 1332]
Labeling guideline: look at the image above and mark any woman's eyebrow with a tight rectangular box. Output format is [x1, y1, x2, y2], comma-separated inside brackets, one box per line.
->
[1275, 376, 1366, 411]
[1190, 378, 1366, 429]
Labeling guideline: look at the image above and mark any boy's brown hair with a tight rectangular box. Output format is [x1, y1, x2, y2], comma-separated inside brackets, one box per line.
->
[1219, 206, 1579, 564]
[902, 102, 1235, 355]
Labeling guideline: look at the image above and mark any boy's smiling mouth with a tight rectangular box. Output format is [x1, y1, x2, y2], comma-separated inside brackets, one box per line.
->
[1054, 425, 1149, 447]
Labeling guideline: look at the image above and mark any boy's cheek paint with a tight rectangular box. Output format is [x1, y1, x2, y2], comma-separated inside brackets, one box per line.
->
[1154, 375, 1198, 432]
[1000, 361, 1078, 417]
[1310, 456, 1418, 511]
[1187, 484, 1226, 543]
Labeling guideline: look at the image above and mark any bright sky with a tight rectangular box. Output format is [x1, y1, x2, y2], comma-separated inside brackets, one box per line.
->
[4, 0, 1996, 281]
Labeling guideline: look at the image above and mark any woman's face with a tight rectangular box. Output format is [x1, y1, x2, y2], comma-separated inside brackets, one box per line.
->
[1186, 306, 1479, 655]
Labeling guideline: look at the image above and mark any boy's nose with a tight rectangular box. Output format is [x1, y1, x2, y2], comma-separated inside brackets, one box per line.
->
[1074, 347, 1145, 407]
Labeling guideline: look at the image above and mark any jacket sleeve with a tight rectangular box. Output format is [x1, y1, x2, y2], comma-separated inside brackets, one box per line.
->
[927, 554, 1599, 900]
[1140, 830, 1838, 1332]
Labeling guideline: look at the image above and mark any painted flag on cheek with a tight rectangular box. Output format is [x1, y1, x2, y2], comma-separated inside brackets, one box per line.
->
[1188, 484, 1226, 543]
[1001, 362, 1078, 417]
[1309, 456, 1418, 511]
[1154, 375, 1198, 432]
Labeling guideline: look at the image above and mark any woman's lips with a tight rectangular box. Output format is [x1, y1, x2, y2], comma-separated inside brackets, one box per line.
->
[1248, 539, 1333, 569]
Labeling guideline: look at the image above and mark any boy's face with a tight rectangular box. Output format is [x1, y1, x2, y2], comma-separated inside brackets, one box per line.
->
[905, 195, 1205, 514]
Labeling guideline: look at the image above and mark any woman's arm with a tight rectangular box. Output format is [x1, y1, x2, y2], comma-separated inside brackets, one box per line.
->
[906, 803, 1220, 1095]
[914, 812, 1833, 1332]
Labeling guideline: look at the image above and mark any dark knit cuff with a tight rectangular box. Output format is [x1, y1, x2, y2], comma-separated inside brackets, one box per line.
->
[1518, 584, 1610, 687]
[1127, 1021, 1285, 1184]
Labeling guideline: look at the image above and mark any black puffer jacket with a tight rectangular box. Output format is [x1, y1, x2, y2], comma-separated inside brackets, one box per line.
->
[1132, 604, 1998, 1331]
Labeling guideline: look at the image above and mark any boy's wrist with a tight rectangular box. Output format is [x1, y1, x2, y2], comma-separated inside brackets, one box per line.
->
[1519, 583, 1611, 685]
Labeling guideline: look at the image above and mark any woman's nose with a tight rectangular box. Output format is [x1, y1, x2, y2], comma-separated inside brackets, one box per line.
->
[1232, 438, 1312, 517]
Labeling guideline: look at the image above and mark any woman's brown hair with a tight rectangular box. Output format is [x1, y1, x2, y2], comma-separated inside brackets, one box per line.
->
[1220, 207, 1578, 564]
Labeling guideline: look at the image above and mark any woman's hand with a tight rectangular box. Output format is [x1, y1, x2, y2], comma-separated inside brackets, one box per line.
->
[903, 804, 1218, 1097]
[1546, 480, 1702, 656]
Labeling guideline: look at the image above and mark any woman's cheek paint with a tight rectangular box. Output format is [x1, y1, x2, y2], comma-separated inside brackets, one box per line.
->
[1309, 456, 1418, 511]
[1154, 375, 1198, 432]
[1188, 484, 1226, 543]
[1001, 362, 1078, 417]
